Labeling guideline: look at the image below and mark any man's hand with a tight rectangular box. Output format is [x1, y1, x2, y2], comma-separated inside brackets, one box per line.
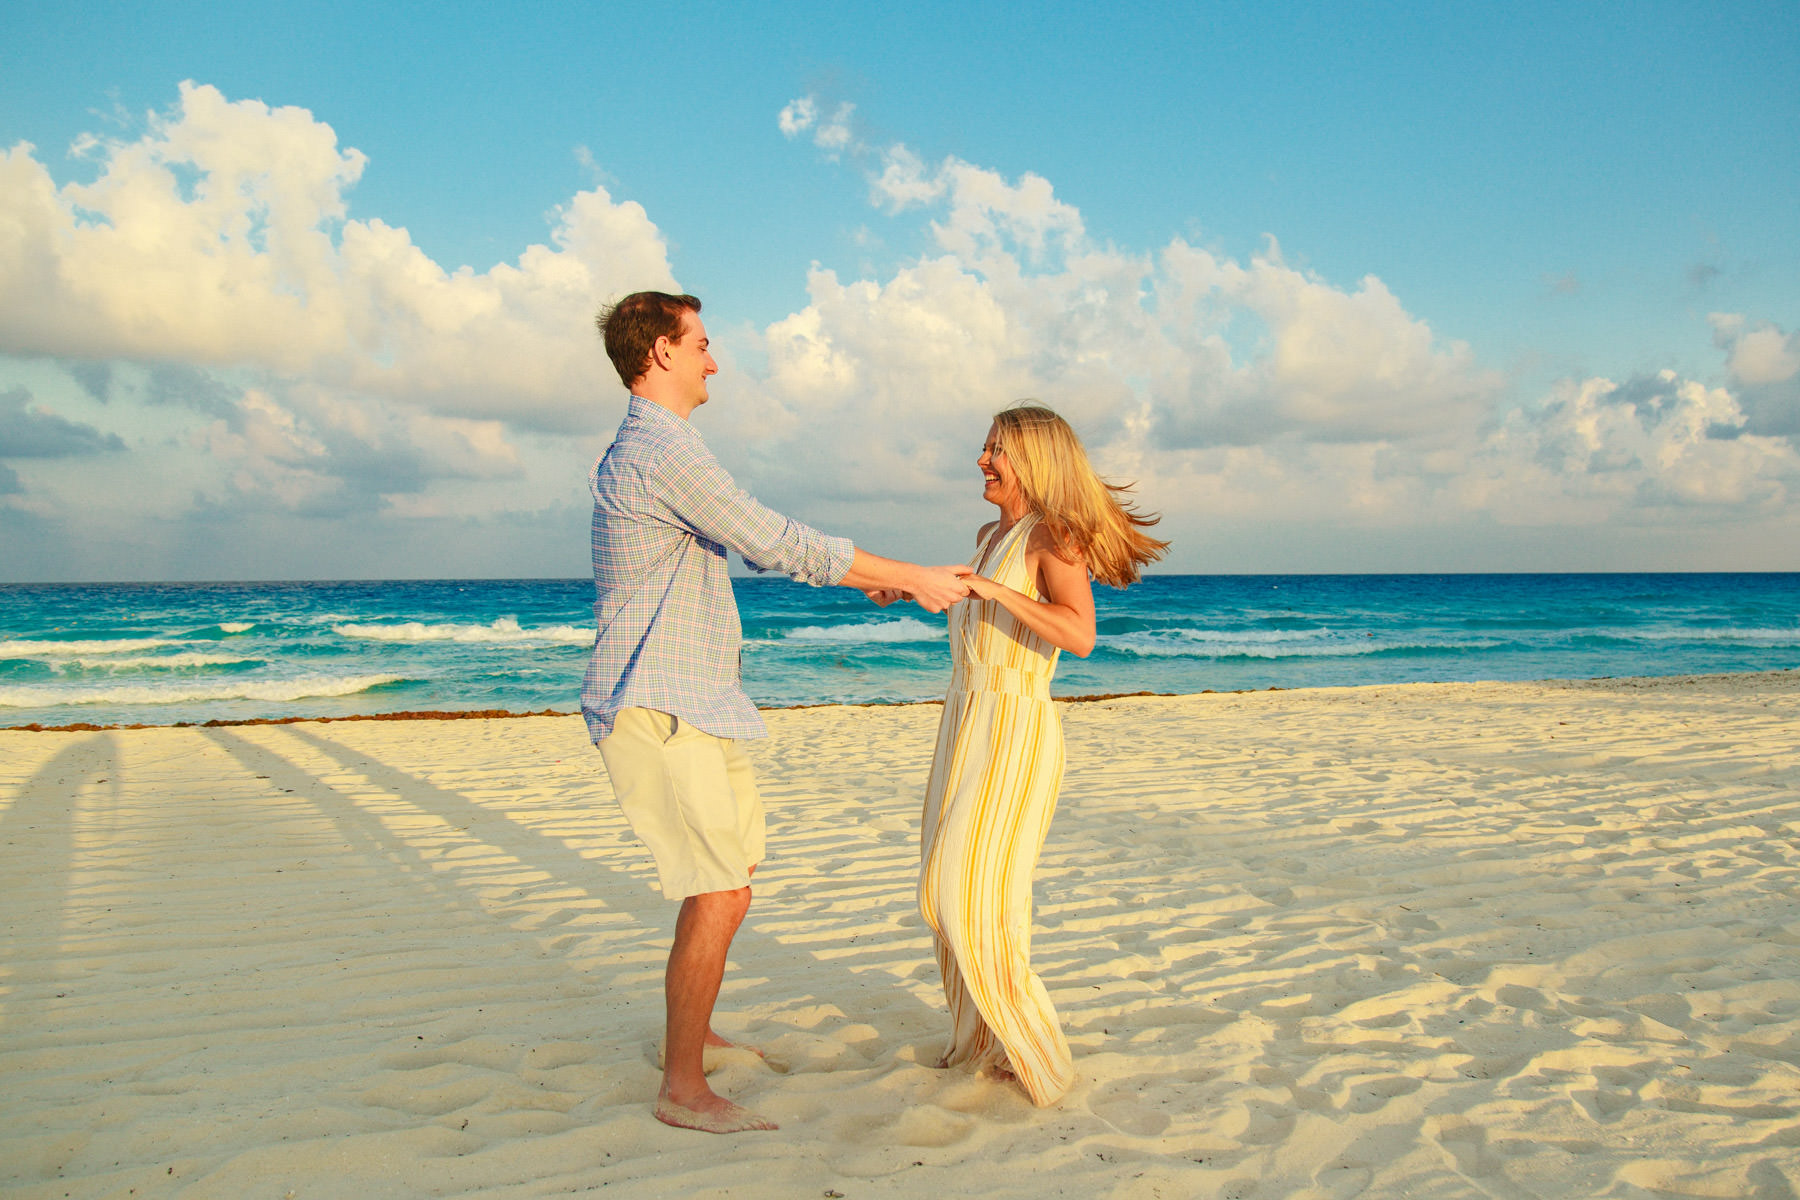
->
[863, 588, 908, 607]
[840, 549, 969, 612]
[904, 565, 970, 614]
[954, 568, 1001, 601]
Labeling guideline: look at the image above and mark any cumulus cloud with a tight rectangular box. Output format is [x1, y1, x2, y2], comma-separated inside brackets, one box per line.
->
[1150, 239, 1494, 446]
[0, 81, 673, 431]
[1455, 370, 1799, 521]
[3, 82, 1794, 578]
[1712, 314, 1800, 386]
[726, 108, 1800, 563]
[1710, 314, 1800, 436]
[736, 126, 1499, 511]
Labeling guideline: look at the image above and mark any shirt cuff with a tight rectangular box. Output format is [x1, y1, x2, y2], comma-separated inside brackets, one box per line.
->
[819, 534, 856, 587]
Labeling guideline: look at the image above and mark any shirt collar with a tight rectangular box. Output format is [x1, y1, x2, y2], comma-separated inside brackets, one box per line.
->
[628, 394, 691, 430]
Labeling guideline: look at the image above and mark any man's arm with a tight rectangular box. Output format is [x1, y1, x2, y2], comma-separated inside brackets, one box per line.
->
[839, 549, 968, 614]
[658, 442, 850, 586]
[654, 437, 966, 611]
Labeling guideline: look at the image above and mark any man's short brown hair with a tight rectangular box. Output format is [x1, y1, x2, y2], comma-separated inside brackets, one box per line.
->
[597, 292, 702, 388]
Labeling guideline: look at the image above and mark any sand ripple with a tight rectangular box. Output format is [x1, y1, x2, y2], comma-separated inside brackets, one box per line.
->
[2, 672, 1797, 1197]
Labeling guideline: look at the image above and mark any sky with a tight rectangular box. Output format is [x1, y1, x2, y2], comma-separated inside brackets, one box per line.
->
[1, 1, 1797, 581]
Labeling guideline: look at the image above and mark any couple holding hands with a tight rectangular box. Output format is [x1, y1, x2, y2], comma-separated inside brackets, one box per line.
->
[580, 292, 1165, 1133]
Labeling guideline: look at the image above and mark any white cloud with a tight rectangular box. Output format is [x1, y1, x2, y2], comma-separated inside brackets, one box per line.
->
[0, 81, 673, 431]
[1151, 238, 1494, 446]
[1709, 314, 1800, 437]
[778, 94, 857, 157]
[777, 96, 817, 138]
[1455, 370, 1799, 520]
[1711, 313, 1800, 386]
[720, 113, 1800, 567]
[869, 150, 1084, 262]
[733, 135, 1500, 515]
[4, 83, 1796, 579]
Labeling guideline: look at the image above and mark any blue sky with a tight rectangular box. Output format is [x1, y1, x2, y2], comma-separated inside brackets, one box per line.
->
[1, 1, 1796, 579]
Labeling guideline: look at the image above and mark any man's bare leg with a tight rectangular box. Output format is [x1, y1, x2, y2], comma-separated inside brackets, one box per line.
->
[698, 863, 763, 1057]
[655, 884, 777, 1133]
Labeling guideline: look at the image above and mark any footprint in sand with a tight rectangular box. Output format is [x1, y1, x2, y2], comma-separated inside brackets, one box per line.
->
[1089, 1077, 1174, 1136]
[1228, 1099, 1295, 1146]
[889, 1106, 975, 1147]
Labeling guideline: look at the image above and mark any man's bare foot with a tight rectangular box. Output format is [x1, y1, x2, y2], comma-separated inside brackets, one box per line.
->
[654, 1092, 778, 1134]
[705, 1029, 767, 1059]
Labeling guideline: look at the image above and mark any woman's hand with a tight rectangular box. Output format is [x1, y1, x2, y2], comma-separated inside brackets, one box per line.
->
[863, 588, 909, 607]
[952, 530, 1097, 656]
[953, 568, 1001, 600]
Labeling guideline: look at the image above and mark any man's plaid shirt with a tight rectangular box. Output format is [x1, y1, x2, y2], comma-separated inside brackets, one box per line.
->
[580, 396, 854, 744]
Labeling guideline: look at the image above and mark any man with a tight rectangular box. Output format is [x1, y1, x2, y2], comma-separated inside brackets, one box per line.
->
[582, 291, 967, 1134]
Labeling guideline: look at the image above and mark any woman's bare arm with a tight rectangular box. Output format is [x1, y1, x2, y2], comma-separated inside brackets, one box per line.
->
[957, 524, 1097, 656]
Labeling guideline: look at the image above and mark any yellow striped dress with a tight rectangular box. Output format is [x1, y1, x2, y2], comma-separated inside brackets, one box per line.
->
[918, 514, 1074, 1106]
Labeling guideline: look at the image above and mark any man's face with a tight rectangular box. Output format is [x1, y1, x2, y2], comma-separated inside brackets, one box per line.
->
[663, 310, 718, 408]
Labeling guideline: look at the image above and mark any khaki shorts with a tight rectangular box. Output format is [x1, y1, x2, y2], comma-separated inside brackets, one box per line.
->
[597, 707, 765, 900]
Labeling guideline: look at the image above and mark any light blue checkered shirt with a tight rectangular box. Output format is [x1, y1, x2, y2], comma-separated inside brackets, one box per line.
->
[580, 395, 854, 744]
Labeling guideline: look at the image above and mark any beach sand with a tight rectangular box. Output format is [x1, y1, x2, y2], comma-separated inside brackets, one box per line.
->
[3, 672, 1797, 1198]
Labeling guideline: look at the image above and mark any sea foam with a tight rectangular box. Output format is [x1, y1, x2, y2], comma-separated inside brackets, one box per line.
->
[68, 653, 259, 671]
[332, 618, 593, 645]
[779, 618, 942, 645]
[0, 637, 174, 657]
[0, 673, 405, 710]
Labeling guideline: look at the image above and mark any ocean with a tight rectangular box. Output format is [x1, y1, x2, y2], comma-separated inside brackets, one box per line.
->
[2, 574, 1796, 730]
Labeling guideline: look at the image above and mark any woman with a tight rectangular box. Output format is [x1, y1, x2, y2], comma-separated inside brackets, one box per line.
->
[912, 403, 1166, 1106]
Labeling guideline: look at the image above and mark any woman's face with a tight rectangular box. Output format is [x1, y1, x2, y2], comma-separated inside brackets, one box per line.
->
[978, 422, 1023, 511]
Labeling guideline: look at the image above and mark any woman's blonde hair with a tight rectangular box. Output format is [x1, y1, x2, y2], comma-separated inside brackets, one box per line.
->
[992, 403, 1168, 588]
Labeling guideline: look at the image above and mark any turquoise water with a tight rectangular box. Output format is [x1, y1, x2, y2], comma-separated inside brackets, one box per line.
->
[2, 574, 1796, 729]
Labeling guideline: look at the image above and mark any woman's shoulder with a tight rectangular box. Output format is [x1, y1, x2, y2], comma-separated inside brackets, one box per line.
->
[975, 519, 1000, 548]
[1026, 518, 1086, 564]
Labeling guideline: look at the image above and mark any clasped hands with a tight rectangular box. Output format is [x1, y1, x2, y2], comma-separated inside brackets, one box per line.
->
[864, 564, 995, 613]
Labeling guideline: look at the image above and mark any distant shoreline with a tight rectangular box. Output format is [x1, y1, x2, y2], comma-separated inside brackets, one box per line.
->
[6, 670, 1793, 733]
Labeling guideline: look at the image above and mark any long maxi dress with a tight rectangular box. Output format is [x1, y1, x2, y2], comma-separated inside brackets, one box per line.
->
[918, 514, 1075, 1106]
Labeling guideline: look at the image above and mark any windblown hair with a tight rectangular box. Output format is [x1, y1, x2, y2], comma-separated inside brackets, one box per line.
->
[992, 404, 1168, 588]
[596, 292, 702, 388]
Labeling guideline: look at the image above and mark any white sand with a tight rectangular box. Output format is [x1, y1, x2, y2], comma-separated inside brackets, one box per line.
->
[3, 672, 1798, 1198]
